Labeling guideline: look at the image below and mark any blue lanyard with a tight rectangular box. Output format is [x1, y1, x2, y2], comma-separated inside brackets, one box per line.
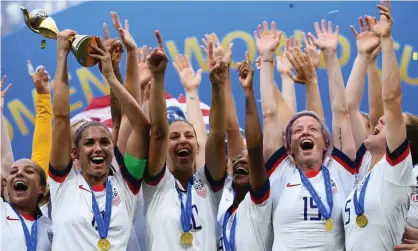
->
[353, 173, 371, 216]
[222, 208, 237, 251]
[9, 203, 38, 251]
[298, 166, 333, 220]
[90, 178, 112, 240]
[176, 179, 193, 233]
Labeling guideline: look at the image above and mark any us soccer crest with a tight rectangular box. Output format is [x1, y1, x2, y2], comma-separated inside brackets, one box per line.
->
[48, 230, 53, 242]
[412, 185, 418, 203]
[112, 188, 121, 207]
[331, 179, 338, 195]
[194, 179, 208, 198]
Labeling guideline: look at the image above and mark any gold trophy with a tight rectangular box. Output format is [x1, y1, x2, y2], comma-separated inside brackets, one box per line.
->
[21, 7, 99, 67]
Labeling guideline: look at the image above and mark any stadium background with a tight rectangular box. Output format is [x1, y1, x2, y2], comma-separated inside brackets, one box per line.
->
[1, 1, 417, 160]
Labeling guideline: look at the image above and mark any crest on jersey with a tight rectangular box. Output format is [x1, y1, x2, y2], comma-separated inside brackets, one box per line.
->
[412, 185, 418, 202]
[194, 179, 208, 198]
[112, 188, 121, 207]
[331, 179, 338, 195]
[48, 230, 53, 242]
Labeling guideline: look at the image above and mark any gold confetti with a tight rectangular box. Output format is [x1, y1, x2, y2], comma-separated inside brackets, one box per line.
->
[413, 52, 417, 61]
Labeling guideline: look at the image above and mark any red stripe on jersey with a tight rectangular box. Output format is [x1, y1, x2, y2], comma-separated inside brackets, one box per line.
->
[145, 166, 166, 186]
[266, 148, 287, 177]
[20, 212, 35, 221]
[386, 140, 410, 166]
[305, 169, 321, 178]
[205, 166, 226, 193]
[331, 154, 357, 175]
[48, 162, 72, 183]
[250, 179, 270, 205]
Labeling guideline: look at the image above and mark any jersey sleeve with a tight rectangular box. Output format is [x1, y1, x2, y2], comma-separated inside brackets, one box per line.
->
[265, 147, 288, 178]
[48, 160, 76, 202]
[112, 145, 140, 217]
[329, 148, 357, 195]
[247, 178, 272, 222]
[197, 165, 226, 214]
[384, 138, 415, 186]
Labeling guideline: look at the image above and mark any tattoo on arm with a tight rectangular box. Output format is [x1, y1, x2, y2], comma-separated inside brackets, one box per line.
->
[339, 128, 343, 151]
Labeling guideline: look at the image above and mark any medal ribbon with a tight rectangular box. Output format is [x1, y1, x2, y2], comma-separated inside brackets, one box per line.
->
[298, 166, 333, 220]
[9, 203, 38, 251]
[353, 173, 371, 216]
[176, 179, 193, 233]
[90, 178, 112, 240]
[222, 208, 237, 251]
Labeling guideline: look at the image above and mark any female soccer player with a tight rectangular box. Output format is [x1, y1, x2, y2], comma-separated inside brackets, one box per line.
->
[217, 53, 273, 251]
[343, 1, 418, 250]
[140, 34, 227, 250]
[48, 30, 149, 251]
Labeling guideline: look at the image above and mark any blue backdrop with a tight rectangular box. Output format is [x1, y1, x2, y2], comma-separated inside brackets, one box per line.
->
[2, 1, 418, 160]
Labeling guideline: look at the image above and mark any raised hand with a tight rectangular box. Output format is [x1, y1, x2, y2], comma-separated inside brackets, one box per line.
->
[146, 31, 168, 75]
[137, 45, 152, 88]
[276, 37, 298, 74]
[110, 12, 137, 51]
[89, 37, 114, 77]
[208, 41, 228, 85]
[301, 32, 320, 69]
[308, 19, 339, 56]
[173, 53, 202, 92]
[286, 47, 317, 84]
[27, 60, 50, 94]
[238, 51, 254, 90]
[103, 22, 124, 66]
[255, 21, 282, 57]
[350, 16, 380, 55]
[57, 29, 77, 54]
[0, 74, 11, 111]
[372, 0, 393, 38]
[201, 33, 233, 67]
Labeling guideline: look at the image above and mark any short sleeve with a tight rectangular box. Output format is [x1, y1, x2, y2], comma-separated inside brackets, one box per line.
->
[384, 138, 415, 186]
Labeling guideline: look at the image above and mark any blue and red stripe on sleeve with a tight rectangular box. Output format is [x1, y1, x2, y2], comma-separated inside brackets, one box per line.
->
[249, 179, 270, 205]
[386, 138, 410, 166]
[265, 147, 287, 177]
[48, 161, 72, 183]
[114, 145, 141, 194]
[205, 165, 226, 193]
[331, 148, 357, 175]
[144, 164, 166, 186]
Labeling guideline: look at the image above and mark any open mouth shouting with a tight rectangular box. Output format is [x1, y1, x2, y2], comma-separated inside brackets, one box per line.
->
[90, 156, 106, 168]
[233, 158, 249, 180]
[13, 180, 28, 195]
[176, 148, 191, 161]
[300, 138, 315, 152]
[374, 126, 381, 135]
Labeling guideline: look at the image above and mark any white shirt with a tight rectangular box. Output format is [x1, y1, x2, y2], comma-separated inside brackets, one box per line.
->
[218, 175, 234, 223]
[1, 198, 52, 251]
[127, 190, 146, 251]
[407, 166, 418, 228]
[217, 180, 273, 251]
[343, 140, 416, 251]
[142, 165, 224, 251]
[48, 146, 140, 251]
[270, 147, 357, 251]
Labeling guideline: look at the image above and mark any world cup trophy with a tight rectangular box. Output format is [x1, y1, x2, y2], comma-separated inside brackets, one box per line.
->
[21, 7, 99, 67]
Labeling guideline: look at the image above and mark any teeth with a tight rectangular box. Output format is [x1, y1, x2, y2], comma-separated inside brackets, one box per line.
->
[374, 127, 380, 135]
[15, 181, 26, 186]
[92, 157, 104, 161]
[177, 149, 190, 154]
[237, 166, 249, 174]
[301, 139, 312, 144]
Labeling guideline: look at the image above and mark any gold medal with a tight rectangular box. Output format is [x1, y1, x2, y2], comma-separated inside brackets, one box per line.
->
[97, 239, 111, 251]
[180, 232, 193, 246]
[324, 218, 334, 232]
[356, 214, 368, 228]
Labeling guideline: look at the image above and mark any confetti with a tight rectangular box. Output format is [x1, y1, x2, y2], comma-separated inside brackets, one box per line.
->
[41, 40, 46, 49]
[328, 9, 339, 14]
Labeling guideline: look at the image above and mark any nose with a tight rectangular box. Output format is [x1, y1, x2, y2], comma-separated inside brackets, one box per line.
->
[93, 142, 104, 153]
[178, 134, 188, 144]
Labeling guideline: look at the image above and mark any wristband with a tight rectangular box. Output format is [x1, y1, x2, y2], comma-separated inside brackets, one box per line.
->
[124, 152, 147, 180]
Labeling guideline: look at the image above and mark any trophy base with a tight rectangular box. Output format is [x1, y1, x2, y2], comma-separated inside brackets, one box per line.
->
[71, 35, 99, 67]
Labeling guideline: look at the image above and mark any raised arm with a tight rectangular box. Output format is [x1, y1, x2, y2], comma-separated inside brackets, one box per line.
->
[309, 20, 356, 160]
[146, 31, 169, 177]
[368, 44, 384, 134]
[201, 33, 245, 160]
[1, 76, 13, 176]
[239, 53, 266, 191]
[346, 17, 380, 149]
[28, 62, 52, 174]
[255, 21, 285, 161]
[90, 37, 150, 178]
[49, 30, 77, 170]
[205, 41, 227, 181]
[372, 0, 405, 152]
[173, 54, 206, 169]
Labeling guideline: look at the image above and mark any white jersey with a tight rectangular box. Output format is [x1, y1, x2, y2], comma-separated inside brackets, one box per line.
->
[217, 179, 273, 251]
[127, 189, 146, 251]
[142, 164, 224, 251]
[218, 175, 234, 223]
[270, 147, 357, 251]
[48, 146, 140, 251]
[343, 139, 416, 251]
[1, 198, 53, 251]
[407, 167, 418, 228]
